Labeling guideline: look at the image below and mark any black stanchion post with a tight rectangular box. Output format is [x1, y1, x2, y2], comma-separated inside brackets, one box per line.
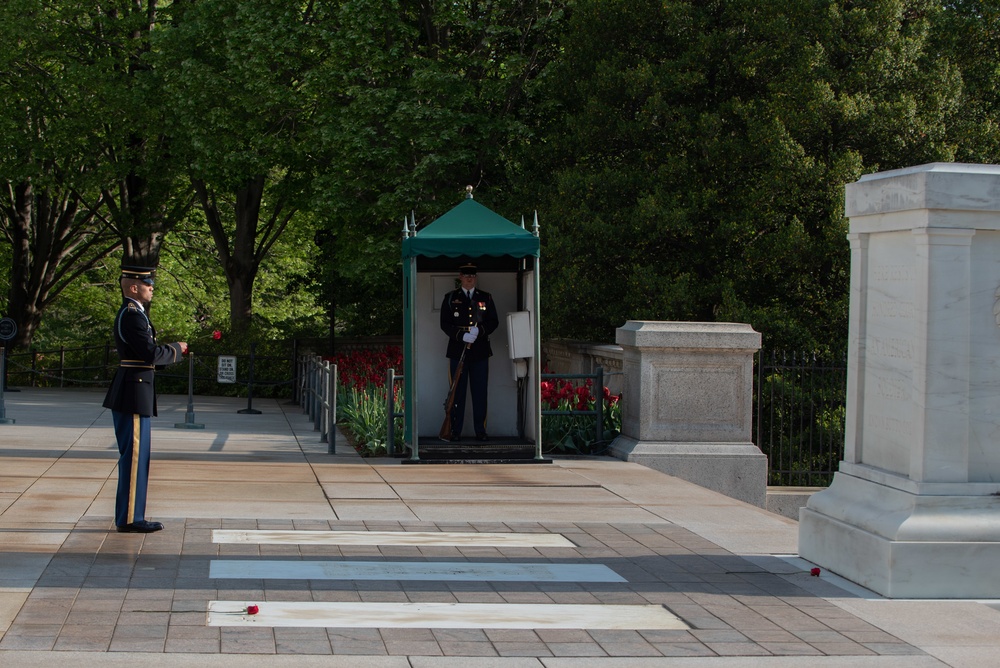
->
[238, 342, 262, 415]
[0, 317, 19, 393]
[175, 353, 205, 429]
[287, 339, 299, 405]
[0, 344, 15, 424]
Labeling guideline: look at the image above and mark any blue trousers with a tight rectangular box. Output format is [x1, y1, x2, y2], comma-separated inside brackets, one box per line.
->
[449, 356, 489, 438]
[112, 411, 152, 527]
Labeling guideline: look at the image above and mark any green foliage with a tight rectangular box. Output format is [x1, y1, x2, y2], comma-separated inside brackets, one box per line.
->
[27, 261, 124, 348]
[338, 385, 402, 457]
[929, 0, 1000, 162]
[308, 0, 568, 337]
[506, 0, 964, 353]
[8, 0, 1000, 359]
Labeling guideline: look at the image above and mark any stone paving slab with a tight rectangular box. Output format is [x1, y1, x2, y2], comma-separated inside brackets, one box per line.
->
[0, 517, 924, 660]
[1, 389, 999, 666]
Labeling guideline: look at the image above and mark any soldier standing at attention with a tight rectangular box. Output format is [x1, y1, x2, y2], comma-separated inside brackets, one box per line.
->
[439, 263, 500, 441]
[103, 265, 187, 533]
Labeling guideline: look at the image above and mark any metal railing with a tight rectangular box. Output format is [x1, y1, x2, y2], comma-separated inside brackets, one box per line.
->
[385, 368, 404, 458]
[299, 354, 337, 453]
[755, 350, 847, 486]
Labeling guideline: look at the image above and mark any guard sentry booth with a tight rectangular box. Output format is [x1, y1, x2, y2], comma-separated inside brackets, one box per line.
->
[401, 196, 541, 460]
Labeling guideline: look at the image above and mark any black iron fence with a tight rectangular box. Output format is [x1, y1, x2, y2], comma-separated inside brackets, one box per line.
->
[2, 340, 302, 400]
[3, 341, 849, 486]
[754, 350, 847, 487]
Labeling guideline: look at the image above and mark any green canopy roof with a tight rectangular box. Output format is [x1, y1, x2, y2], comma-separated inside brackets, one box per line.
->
[401, 199, 539, 259]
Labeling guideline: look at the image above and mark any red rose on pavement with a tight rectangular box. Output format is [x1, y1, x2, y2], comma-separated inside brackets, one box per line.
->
[247, 604, 259, 614]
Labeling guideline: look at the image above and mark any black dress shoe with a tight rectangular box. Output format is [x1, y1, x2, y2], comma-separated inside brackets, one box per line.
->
[476, 434, 488, 442]
[117, 520, 164, 533]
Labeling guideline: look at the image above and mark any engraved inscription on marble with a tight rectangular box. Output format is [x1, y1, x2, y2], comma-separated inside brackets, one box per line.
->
[870, 300, 915, 319]
[865, 413, 915, 437]
[868, 336, 914, 360]
[873, 377, 909, 401]
[872, 264, 917, 282]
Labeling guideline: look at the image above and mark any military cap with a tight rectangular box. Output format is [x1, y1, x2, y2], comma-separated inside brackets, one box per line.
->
[121, 265, 156, 285]
[458, 263, 478, 275]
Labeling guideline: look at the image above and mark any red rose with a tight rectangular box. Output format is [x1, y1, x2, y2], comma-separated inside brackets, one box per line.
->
[212, 330, 222, 340]
[247, 604, 259, 614]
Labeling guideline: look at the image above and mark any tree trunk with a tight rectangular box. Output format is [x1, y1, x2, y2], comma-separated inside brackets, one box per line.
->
[194, 175, 264, 335]
[227, 176, 265, 334]
[6, 182, 41, 349]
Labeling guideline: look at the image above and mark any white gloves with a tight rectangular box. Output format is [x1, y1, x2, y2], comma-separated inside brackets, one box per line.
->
[462, 331, 478, 344]
[469, 326, 479, 337]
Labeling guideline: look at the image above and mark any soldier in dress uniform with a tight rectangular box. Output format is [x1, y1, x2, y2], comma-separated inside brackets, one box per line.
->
[439, 262, 500, 441]
[103, 265, 187, 533]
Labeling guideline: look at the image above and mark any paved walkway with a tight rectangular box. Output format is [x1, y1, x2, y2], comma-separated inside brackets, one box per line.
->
[0, 388, 997, 667]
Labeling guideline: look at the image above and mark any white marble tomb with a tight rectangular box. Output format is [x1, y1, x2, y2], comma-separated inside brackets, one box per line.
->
[799, 162, 1000, 598]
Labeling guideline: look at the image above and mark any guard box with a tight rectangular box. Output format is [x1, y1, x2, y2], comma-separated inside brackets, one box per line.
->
[401, 195, 541, 461]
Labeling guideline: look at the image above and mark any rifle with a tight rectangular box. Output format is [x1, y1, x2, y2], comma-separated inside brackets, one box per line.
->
[439, 345, 468, 441]
[440, 305, 483, 441]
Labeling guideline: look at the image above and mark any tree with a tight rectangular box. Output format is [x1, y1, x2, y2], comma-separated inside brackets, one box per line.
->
[0, 0, 123, 348]
[0, 183, 121, 349]
[65, 0, 193, 266]
[153, 0, 326, 334]
[514, 0, 960, 352]
[309, 0, 568, 336]
[931, 0, 1000, 163]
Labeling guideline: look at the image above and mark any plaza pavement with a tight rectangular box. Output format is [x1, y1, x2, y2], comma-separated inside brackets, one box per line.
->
[0, 387, 998, 667]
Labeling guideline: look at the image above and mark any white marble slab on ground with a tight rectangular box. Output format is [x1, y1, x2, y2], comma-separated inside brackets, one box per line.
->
[207, 601, 687, 629]
[213, 529, 575, 547]
[209, 559, 624, 582]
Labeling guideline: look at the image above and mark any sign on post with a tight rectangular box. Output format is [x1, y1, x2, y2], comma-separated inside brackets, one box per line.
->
[217, 355, 237, 384]
[0, 317, 16, 342]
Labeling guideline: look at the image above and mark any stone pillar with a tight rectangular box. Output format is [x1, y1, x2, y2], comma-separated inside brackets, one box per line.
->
[800, 162, 1000, 598]
[608, 321, 765, 507]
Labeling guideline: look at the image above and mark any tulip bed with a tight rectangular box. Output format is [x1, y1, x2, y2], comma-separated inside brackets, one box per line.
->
[330, 346, 404, 456]
[331, 347, 622, 456]
[540, 375, 622, 455]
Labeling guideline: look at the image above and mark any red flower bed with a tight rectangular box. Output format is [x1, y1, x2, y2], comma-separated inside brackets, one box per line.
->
[541, 367, 622, 454]
[330, 346, 403, 390]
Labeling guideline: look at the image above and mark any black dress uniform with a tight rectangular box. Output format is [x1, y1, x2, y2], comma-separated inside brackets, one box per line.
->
[439, 275, 500, 440]
[103, 266, 184, 532]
